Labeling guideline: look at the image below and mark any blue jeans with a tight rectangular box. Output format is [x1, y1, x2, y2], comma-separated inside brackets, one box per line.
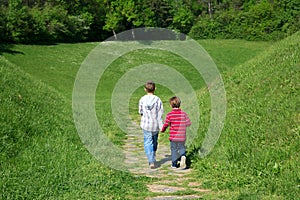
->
[143, 130, 158, 164]
[170, 141, 186, 167]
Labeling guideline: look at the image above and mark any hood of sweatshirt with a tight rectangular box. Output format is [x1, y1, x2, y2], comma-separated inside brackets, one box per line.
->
[145, 95, 157, 111]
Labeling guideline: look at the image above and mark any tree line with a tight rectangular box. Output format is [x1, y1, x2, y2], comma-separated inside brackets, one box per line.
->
[0, 0, 299, 43]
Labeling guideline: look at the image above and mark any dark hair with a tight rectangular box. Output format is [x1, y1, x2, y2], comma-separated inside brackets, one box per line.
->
[169, 96, 181, 108]
[145, 80, 156, 93]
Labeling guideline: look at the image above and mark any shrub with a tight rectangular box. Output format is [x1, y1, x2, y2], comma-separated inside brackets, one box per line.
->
[0, 5, 9, 42]
[3, 1, 93, 43]
[189, 1, 299, 41]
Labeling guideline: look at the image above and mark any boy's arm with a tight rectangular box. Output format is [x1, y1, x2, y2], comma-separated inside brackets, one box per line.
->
[138, 99, 143, 116]
[157, 99, 164, 129]
[161, 122, 168, 132]
[161, 115, 169, 132]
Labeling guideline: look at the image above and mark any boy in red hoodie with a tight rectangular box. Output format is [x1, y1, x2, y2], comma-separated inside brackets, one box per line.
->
[161, 96, 191, 169]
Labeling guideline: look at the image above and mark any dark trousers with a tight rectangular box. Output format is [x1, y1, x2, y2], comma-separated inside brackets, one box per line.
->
[170, 141, 186, 167]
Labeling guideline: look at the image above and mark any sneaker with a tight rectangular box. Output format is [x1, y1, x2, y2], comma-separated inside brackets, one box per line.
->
[150, 163, 155, 169]
[180, 156, 186, 169]
[171, 165, 177, 169]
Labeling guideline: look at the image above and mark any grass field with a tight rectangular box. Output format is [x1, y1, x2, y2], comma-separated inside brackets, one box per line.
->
[192, 33, 300, 199]
[1, 34, 299, 199]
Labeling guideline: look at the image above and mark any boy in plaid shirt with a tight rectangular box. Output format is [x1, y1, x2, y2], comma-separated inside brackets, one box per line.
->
[139, 80, 164, 169]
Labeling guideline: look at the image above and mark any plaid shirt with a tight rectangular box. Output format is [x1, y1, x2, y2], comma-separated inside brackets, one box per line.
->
[139, 95, 164, 132]
[161, 108, 191, 142]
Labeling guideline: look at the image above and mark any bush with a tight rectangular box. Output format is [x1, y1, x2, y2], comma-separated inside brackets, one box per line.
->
[64, 11, 93, 42]
[3, 1, 93, 43]
[6, 1, 32, 43]
[0, 5, 9, 42]
[189, 1, 299, 41]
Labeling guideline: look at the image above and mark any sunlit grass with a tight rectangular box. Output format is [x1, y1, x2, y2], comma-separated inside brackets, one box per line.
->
[2, 36, 298, 199]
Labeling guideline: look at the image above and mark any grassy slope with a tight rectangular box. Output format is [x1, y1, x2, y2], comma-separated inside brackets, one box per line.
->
[2, 40, 270, 146]
[0, 57, 150, 199]
[198, 39, 272, 72]
[1, 37, 297, 199]
[0, 43, 98, 99]
[192, 33, 300, 199]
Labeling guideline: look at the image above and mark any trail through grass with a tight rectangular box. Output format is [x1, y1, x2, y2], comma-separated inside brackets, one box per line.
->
[2, 37, 298, 199]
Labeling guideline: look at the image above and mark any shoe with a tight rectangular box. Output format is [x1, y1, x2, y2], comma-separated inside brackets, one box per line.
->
[180, 156, 186, 169]
[171, 165, 177, 169]
[150, 163, 155, 169]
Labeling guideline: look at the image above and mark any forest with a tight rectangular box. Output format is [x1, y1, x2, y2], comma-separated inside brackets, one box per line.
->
[0, 0, 299, 43]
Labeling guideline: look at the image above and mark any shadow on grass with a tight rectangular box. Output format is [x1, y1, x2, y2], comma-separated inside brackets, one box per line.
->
[0, 41, 62, 56]
[0, 43, 24, 55]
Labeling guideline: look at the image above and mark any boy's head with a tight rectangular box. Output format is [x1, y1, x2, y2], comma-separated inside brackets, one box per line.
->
[169, 96, 181, 108]
[145, 80, 156, 93]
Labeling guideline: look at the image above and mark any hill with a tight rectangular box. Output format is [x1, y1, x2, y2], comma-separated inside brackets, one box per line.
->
[0, 57, 149, 199]
[191, 32, 299, 199]
[0, 33, 299, 199]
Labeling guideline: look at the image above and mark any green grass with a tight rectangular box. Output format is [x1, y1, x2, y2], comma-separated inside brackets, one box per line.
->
[198, 39, 273, 72]
[1, 43, 98, 99]
[0, 56, 151, 199]
[1, 36, 298, 199]
[191, 33, 300, 199]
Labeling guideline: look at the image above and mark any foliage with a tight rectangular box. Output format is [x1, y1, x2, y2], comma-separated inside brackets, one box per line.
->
[189, 0, 300, 41]
[2, 0, 96, 43]
[169, 0, 194, 34]
[5, 0, 32, 43]
[103, 0, 171, 38]
[0, 5, 9, 42]
[0, 0, 300, 42]
[30, 4, 69, 42]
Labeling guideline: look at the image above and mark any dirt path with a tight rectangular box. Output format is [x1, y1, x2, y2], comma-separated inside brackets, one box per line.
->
[123, 122, 210, 199]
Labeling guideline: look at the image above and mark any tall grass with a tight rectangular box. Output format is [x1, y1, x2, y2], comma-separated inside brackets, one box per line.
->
[191, 33, 300, 199]
[0, 57, 150, 199]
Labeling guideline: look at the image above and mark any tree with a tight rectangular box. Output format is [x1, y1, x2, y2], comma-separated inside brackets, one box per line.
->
[121, 0, 155, 39]
[6, 0, 31, 42]
[169, 0, 194, 33]
[104, 0, 156, 39]
[103, 0, 127, 39]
